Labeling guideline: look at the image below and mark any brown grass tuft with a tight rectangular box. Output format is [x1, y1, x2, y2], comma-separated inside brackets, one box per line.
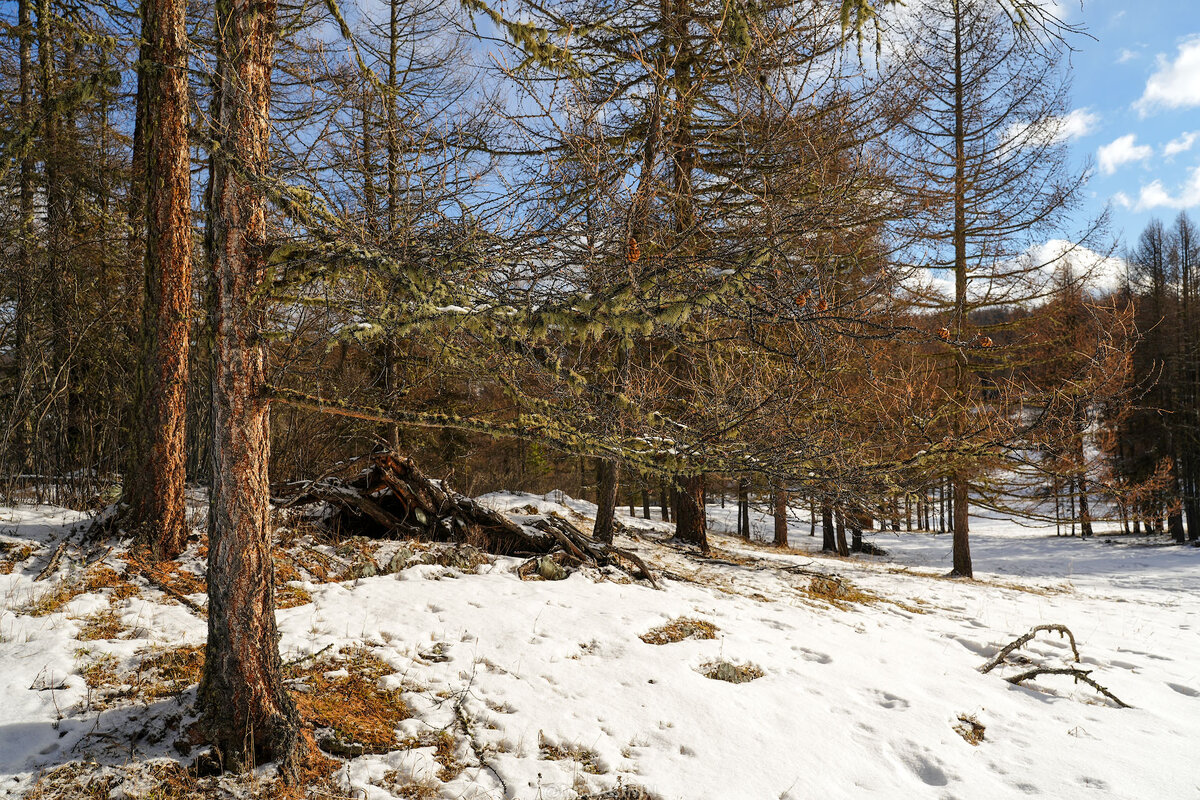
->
[291, 647, 409, 756]
[0, 542, 36, 574]
[700, 660, 764, 684]
[539, 731, 606, 774]
[639, 617, 719, 645]
[75, 610, 128, 641]
[953, 713, 986, 745]
[805, 575, 876, 607]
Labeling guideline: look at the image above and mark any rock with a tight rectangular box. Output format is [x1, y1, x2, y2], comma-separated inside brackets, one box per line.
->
[538, 556, 567, 581]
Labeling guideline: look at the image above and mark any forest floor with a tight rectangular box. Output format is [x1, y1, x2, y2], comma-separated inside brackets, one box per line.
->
[1, 492, 1197, 799]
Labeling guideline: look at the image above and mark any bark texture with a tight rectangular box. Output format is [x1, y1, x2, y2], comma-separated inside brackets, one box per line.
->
[592, 458, 620, 545]
[127, 0, 192, 559]
[199, 0, 300, 779]
[674, 474, 708, 552]
[950, 475, 972, 577]
[772, 487, 788, 547]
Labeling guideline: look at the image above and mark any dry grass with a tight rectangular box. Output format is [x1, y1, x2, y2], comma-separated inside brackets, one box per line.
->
[539, 731, 606, 774]
[75, 644, 204, 709]
[804, 575, 876, 608]
[78, 651, 120, 692]
[700, 660, 765, 684]
[74, 610, 128, 641]
[291, 647, 409, 756]
[953, 713, 986, 745]
[136, 645, 205, 699]
[276, 583, 313, 609]
[639, 617, 719, 645]
[0, 542, 36, 574]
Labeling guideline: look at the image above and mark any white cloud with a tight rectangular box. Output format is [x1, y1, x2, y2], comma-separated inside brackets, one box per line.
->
[1111, 191, 1133, 209]
[1133, 166, 1200, 211]
[1135, 35, 1200, 116]
[1164, 131, 1199, 158]
[1097, 134, 1153, 175]
[1117, 48, 1139, 64]
[1057, 108, 1100, 141]
[1002, 108, 1098, 153]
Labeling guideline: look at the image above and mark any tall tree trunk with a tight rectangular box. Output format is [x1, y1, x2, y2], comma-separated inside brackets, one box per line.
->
[11, 0, 37, 473]
[126, 0, 192, 559]
[951, 476, 972, 577]
[659, 482, 671, 522]
[592, 459, 620, 544]
[949, 0, 973, 578]
[674, 474, 708, 552]
[821, 502, 836, 553]
[738, 476, 750, 540]
[834, 508, 849, 557]
[642, 488, 651, 520]
[199, 0, 300, 779]
[772, 485, 788, 547]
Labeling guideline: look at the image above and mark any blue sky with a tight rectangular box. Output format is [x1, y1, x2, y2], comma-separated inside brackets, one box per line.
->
[1063, 0, 1200, 246]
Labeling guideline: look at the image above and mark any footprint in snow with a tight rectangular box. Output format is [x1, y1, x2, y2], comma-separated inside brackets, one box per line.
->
[1166, 682, 1199, 697]
[793, 646, 832, 664]
[870, 689, 910, 710]
[892, 743, 951, 787]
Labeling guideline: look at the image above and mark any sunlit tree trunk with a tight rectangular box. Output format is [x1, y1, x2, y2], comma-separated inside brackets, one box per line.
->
[199, 0, 300, 779]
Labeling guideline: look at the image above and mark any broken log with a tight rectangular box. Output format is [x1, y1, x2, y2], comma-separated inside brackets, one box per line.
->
[280, 452, 658, 587]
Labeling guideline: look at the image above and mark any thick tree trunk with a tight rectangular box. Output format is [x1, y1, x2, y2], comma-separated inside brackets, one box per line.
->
[834, 509, 849, 557]
[592, 459, 620, 545]
[126, 0, 192, 560]
[950, 475, 972, 577]
[659, 482, 671, 522]
[642, 488, 651, 520]
[821, 503, 836, 553]
[772, 486, 788, 547]
[199, 0, 300, 780]
[674, 474, 708, 552]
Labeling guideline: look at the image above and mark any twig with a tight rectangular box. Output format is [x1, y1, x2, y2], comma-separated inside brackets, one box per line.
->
[979, 624, 1080, 674]
[35, 538, 71, 582]
[1004, 666, 1131, 708]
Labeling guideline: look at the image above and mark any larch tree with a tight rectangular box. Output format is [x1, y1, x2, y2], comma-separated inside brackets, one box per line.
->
[887, 0, 1093, 577]
[198, 0, 301, 778]
[124, 0, 193, 560]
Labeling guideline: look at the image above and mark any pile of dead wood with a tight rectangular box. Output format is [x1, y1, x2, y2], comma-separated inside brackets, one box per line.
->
[278, 453, 658, 587]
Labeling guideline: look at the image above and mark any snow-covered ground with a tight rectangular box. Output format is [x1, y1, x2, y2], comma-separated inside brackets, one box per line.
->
[1, 494, 1197, 799]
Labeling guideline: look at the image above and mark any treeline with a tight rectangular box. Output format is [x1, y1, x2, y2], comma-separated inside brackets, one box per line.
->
[0, 0, 1191, 778]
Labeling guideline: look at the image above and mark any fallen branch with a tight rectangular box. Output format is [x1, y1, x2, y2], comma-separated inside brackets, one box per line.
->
[1003, 666, 1131, 708]
[282, 452, 659, 587]
[979, 624, 1080, 674]
[980, 623, 1130, 708]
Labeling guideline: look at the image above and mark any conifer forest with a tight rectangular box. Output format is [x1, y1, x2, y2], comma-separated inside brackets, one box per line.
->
[0, 0, 1197, 797]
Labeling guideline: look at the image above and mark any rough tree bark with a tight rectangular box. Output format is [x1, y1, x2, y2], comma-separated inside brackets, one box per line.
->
[198, 0, 300, 779]
[126, 0, 192, 560]
[674, 474, 708, 553]
[592, 459, 620, 544]
[821, 502, 836, 553]
[772, 485, 788, 547]
[834, 508, 849, 557]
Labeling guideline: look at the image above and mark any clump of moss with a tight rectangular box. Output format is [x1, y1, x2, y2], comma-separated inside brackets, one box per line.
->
[700, 660, 764, 684]
[639, 617, 719, 645]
